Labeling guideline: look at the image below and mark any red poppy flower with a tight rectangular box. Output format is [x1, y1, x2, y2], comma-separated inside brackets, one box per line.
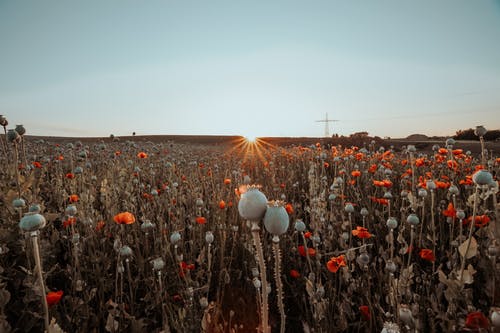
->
[65, 173, 75, 179]
[415, 158, 425, 167]
[465, 311, 489, 330]
[304, 231, 312, 239]
[327, 255, 346, 273]
[298, 245, 316, 257]
[46, 290, 63, 306]
[137, 152, 148, 159]
[464, 215, 490, 228]
[218, 200, 226, 209]
[290, 269, 300, 278]
[352, 226, 372, 239]
[285, 203, 294, 214]
[442, 203, 456, 218]
[195, 216, 207, 225]
[223, 178, 231, 185]
[33, 161, 42, 168]
[359, 305, 370, 321]
[373, 179, 392, 188]
[419, 249, 435, 262]
[96, 221, 105, 231]
[368, 164, 377, 173]
[69, 194, 79, 203]
[63, 217, 76, 228]
[351, 170, 361, 177]
[113, 212, 136, 225]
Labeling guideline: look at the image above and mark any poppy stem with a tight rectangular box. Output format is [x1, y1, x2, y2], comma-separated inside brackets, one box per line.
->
[272, 239, 286, 333]
[458, 185, 479, 284]
[251, 222, 269, 333]
[31, 232, 50, 331]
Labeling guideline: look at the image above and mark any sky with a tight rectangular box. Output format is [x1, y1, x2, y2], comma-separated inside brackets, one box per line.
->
[1, 0, 500, 139]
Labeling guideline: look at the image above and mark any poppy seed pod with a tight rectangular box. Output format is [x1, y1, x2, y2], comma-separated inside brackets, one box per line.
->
[474, 125, 487, 137]
[7, 129, 20, 143]
[15, 124, 26, 136]
[29, 204, 41, 213]
[491, 308, 500, 328]
[205, 231, 214, 244]
[386, 217, 398, 229]
[344, 203, 355, 213]
[418, 189, 428, 198]
[151, 257, 165, 271]
[263, 201, 289, 237]
[360, 208, 369, 217]
[448, 185, 459, 195]
[195, 198, 204, 208]
[426, 180, 436, 191]
[383, 192, 393, 199]
[12, 198, 26, 209]
[445, 138, 455, 146]
[294, 220, 306, 232]
[385, 261, 397, 273]
[0, 115, 7, 127]
[141, 220, 155, 232]
[456, 209, 465, 220]
[357, 253, 370, 266]
[407, 145, 416, 153]
[406, 213, 420, 226]
[238, 186, 268, 221]
[472, 170, 493, 185]
[119, 245, 133, 258]
[170, 231, 181, 244]
[19, 213, 47, 232]
[65, 205, 77, 216]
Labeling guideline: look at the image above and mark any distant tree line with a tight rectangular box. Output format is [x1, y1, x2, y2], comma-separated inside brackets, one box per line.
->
[453, 128, 500, 141]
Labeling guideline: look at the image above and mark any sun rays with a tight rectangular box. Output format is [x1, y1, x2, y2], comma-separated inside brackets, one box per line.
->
[226, 136, 277, 167]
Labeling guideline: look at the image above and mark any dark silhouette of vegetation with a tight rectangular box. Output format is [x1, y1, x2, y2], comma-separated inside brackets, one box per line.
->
[453, 128, 500, 141]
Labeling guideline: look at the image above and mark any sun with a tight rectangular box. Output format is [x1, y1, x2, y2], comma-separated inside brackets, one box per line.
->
[244, 134, 258, 143]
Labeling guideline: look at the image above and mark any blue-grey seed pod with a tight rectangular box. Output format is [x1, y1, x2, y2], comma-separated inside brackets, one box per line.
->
[474, 125, 487, 137]
[386, 217, 398, 229]
[12, 198, 26, 209]
[7, 129, 20, 143]
[456, 209, 465, 220]
[406, 213, 420, 226]
[473, 170, 493, 185]
[360, 208, 369, 217]
[344, 203, 355, 213]
[448, 185, 459, 195]
[294, 220, 306, 232]
[170, 231, 181, 244]
[19, 212, 46, 232]
[15, 124, 26, 136]
[238, 186, 268, 221]
[119, 245, 133, 258]
[65, 205, 77, 216]
[263, 202, 289, 236]
[445, 138, 455, 146]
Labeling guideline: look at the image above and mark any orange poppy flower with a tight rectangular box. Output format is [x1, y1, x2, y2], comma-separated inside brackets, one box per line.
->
[419, 249, 435, 262]
[290, 269, 301, 278]
[298, 245, 316, 257]
[464, 215, 490, 228]
[368, 164, 377, 173]
[323, 162, 329, 168]
[195, 216, 207, 225]
[352, 226, 372, 239]
[351, 170, 361, 177]
[415, 158, 425, 167]
[442, 203, 456, 218]
[447, 160, 458, 170]
[371, 197, 389, 205]
[304, 231, 312, 239]
[373, 179, 392, 188]
[327, 255, 346, 273]
[33, 161, 42, 168]
[137, 152, 148, 159]
[438, 148, 448, 155]
[63, 217, 76, 228]
[69, 194, 79, 203]
[223, 178, 231, 185]
[46, 290, 63, 306]
[65, 173, 75, 179]
[96, 221, 105, 231]
[113, 212, 136, 225]
[459, 176, 473, 186]
[218, 200, 226, 209]
[285, 203, 294, 214]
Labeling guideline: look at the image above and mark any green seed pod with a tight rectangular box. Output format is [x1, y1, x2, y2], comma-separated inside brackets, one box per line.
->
[19, 212, 47, 232]
[263, 201, 289, 236]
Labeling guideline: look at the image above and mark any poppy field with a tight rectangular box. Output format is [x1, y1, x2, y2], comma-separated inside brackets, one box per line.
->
[0, 121, 499, 332]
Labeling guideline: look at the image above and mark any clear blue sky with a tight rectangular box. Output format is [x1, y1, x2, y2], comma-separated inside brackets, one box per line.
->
[1, 0, 499, 138]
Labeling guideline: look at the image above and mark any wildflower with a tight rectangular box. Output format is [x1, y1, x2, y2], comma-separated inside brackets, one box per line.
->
[63, 217, 76, 228]
[373, 179, 392, 188]
[352, 226, 372, 239]
[218, 200, 226, 209]
[465, 311, 489, 330]
[368, 164, 377, 173]
[304, 231, 312, 239]
[459, 176, 473, 186]
[113, 212, 136, 225]
[371, 197, 389, 206]
[419, 249, 435, 262]
[351, 170, 361, 177]
[137, 152, 148, 159]
[96, 221, 105, 231]
[65, 173, 75, 179]
[464, 215, 490, 228]
[442, 203, 456, 218]
[359, 305, 370, 321]
[223, 178, 231, 185]
[69, 194, 79, 203]
[195, 216, 207, 225]
[327, 255, 346, 273]
[290, 269, 300, 278]
[33, 161, 42, 168]
[285, 203, 294, 214]
[415, 158, 426, 167]
[298, 245, 316, 257]
[46, 290, 63, 306]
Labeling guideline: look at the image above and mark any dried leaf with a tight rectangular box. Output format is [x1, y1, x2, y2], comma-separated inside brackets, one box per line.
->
[462, 264, 476, 285]
[458, 237, 478, 259]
